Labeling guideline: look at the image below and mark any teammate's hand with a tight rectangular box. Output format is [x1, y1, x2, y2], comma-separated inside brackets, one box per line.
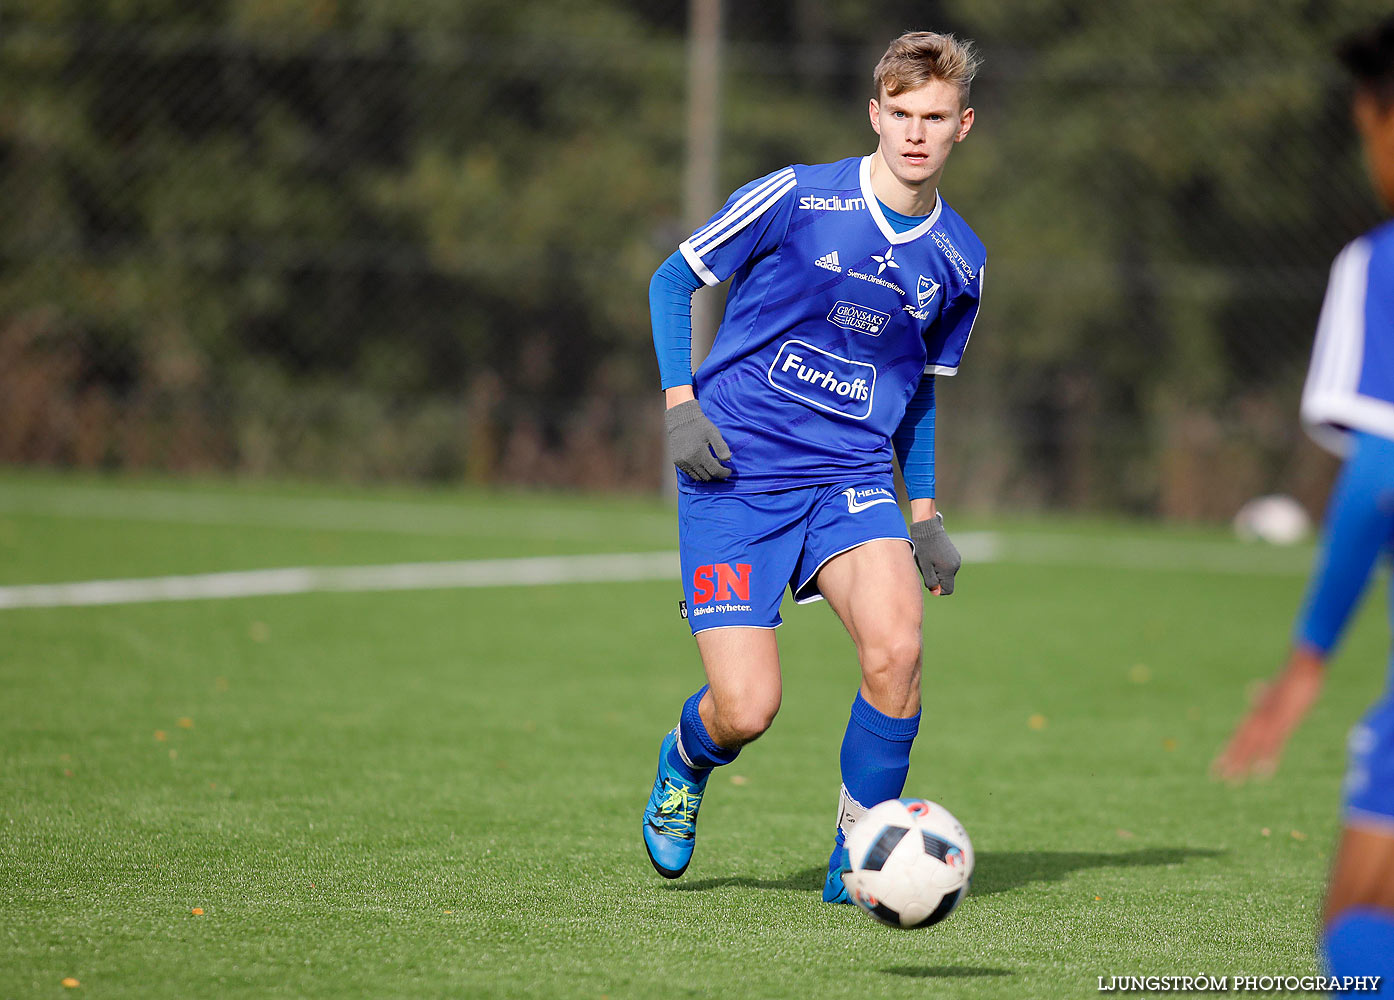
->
[1211, 646, 1326, 783]
[665, 399, 732, 481]
[909, 512, 961, 595]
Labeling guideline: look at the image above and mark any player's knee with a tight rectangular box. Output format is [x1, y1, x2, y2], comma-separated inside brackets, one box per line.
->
[860, 633, 923, 684]
[717, 692, 781, 744]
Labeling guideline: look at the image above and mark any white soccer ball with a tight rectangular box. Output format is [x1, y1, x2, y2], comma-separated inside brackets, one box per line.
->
[842, 798, 973, 929]
[1232, 494, 1312, 545]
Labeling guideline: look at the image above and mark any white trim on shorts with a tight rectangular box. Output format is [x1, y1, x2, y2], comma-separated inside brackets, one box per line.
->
[691, 622, 781, 636]
[792, 536, 913, 605]
[1344, 806, 1394, 835]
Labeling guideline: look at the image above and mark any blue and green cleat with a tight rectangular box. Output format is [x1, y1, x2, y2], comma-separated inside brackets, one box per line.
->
[823, 841, 852, 903]
[642, 729, 709, 879]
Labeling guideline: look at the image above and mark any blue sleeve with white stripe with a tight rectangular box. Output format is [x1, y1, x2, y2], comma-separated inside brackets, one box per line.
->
[1301, 224, 1394, 455]
[892, 376, 936, 499]
[925, 266, 984, 376]
[1293, 430, 1394, 655]
[649, 251, 705, 389]
[679, 166, 798, 287]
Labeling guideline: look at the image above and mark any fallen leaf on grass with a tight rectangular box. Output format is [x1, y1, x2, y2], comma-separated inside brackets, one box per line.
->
[61, 978, 79, 988]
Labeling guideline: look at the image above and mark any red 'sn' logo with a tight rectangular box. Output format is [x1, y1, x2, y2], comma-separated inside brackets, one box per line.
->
[715, 563, 752, 601]
[692, 563, 752, 604]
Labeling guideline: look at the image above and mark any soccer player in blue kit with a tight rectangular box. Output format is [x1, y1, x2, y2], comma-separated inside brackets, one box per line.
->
[1214, 15, 1394, 984]
[640, 31, 985, 905]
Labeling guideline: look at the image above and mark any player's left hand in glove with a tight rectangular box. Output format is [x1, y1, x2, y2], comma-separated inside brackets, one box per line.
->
[909, 512, 961, 595]
[665, 399, 732, 481]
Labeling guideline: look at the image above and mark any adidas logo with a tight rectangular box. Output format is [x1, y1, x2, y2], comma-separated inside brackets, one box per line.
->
[814, 251, 842, 273]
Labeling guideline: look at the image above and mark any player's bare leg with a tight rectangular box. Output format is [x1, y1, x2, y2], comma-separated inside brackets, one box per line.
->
[815, 538, 925, 901]
[818, 538, 924, 716]
[1321, 822, 1394, 980]
[693, 626, 783, 749]
[642, 627, 781, 879]
[1326, 823, 1394, 919]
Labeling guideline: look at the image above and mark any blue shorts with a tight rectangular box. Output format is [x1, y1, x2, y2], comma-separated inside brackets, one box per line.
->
[677, 478, 911, 634]
[1343, 662, 1394, 829]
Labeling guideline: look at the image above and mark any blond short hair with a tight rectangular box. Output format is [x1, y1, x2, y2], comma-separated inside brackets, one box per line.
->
[873, 31, 981, 107]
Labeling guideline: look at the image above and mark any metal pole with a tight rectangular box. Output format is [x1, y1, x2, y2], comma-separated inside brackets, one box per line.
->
[683, 0, 722, 367]
[665, 0, 722, 500]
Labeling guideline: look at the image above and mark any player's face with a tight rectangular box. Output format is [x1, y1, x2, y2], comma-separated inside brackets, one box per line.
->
[1353, 90, 1394, 213]
[869, 79, 973, 189]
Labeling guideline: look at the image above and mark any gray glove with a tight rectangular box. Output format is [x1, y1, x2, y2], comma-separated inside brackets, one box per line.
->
[909, 512, 961, 595]
[665, 399, 732, 481]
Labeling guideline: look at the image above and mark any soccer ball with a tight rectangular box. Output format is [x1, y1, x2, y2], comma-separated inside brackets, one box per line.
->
[842, 798, 973, 929]
[1232, 494, 1311, 545]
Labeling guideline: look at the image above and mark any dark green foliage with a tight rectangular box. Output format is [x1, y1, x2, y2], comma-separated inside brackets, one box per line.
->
[1, 2, 1390, 510]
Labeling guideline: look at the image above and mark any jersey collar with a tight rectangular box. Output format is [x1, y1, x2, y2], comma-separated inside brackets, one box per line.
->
[860, 154, 942, 245]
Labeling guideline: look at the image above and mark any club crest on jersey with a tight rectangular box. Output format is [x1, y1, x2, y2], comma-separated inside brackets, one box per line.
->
[826, 300, 890, 337]
[903, 275, 941, 320]
[768, 340, 876, 420]
[917, 275, 940, 308]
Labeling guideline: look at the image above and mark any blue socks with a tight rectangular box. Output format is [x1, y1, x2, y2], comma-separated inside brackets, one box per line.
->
[1324, 907, 1394, 986]
[836, 691, 921, 844]
[670, 685, 739, 782]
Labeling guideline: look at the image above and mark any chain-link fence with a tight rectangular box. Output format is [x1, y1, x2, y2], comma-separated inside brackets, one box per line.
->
[2, 1, 1387, 517]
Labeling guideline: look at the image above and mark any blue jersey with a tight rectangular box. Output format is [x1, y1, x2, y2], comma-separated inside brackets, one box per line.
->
[677, 155, 985, 493]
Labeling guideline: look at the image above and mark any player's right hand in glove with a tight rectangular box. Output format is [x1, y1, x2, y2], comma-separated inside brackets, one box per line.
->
[909, 512, 961, 595]
[665, 399, 732, 481]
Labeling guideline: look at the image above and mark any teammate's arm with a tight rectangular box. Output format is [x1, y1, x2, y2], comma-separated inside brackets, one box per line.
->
[649, 251, 731, 480]
[894, 376, 960, 595]
[1214, 430, 1394, 780]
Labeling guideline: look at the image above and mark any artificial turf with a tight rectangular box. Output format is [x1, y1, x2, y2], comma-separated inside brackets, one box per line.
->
[0, 471, 1387, 998]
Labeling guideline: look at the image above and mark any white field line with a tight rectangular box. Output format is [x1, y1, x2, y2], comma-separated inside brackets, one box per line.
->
[0, 552, 683, 610]
[0, 530, 1313, 611]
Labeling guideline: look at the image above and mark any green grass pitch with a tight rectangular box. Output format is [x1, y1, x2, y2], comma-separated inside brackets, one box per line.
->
[0, 471, 1388, 998]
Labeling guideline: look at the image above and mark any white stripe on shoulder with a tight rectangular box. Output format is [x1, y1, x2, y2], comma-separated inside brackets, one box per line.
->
[1303, 239, 1371, 408]
[1301, 238, 1374, 456]
[689, 167, 796, 253]
[689, 167, 795, 246]
[691, 176, 797, 257]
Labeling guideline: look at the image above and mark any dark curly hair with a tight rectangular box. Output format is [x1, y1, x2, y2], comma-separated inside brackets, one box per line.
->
[1338, 15, 1394, 108]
